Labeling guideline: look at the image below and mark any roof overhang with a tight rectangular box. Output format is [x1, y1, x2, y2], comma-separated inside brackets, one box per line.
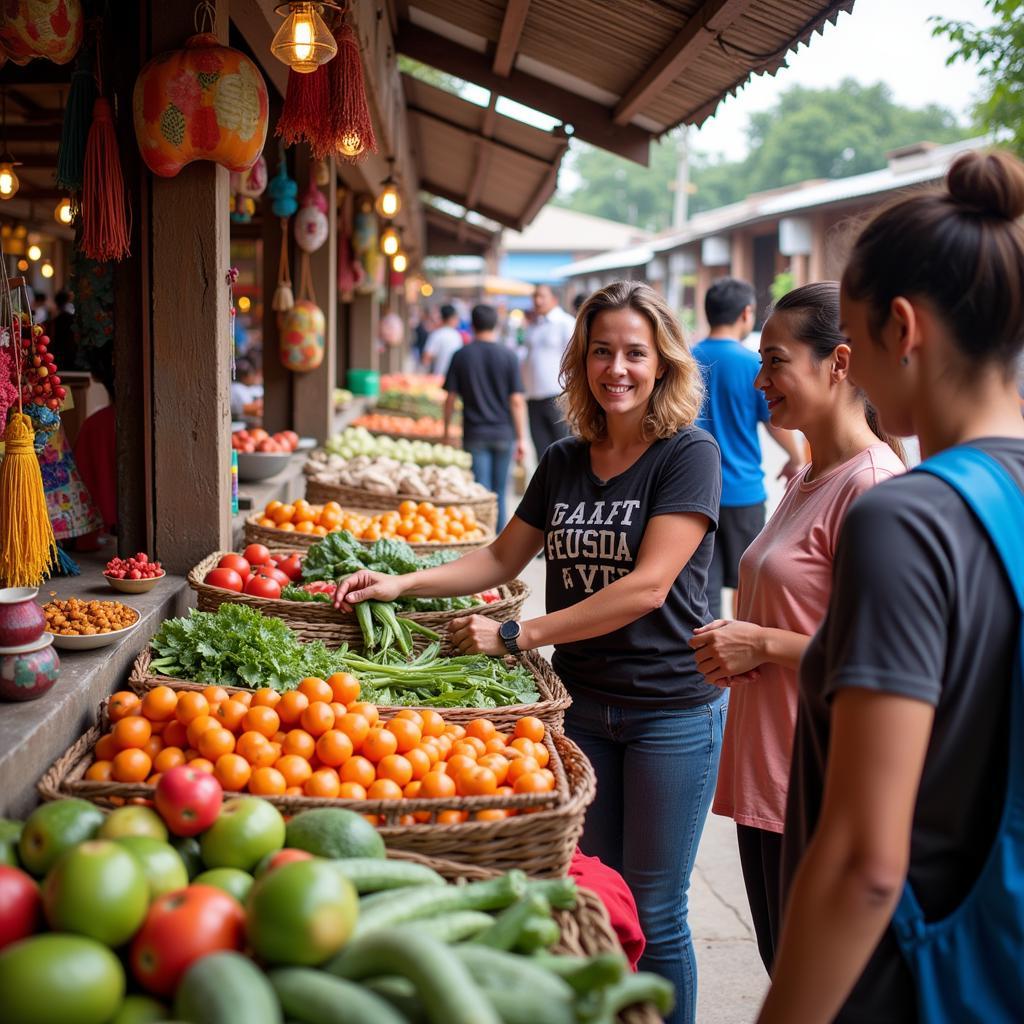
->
[423, 204, 499, 257]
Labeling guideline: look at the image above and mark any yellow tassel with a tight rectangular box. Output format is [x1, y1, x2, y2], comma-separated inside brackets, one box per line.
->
[0, 413, 57, 587]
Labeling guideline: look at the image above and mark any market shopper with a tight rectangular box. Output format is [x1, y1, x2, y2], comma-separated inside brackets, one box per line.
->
[689, 282, 906, 971]
[693, 278, 804, 618]
[336, 280, 724, 1024]
[522, 283, 575, 457]
[759, 150, 1024, 1023]
[421, 304, 464, 378]
[442, 303, 528, 530]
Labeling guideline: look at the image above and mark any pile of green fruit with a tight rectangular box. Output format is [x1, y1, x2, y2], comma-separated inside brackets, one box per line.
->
[0, 773, 672, 1024]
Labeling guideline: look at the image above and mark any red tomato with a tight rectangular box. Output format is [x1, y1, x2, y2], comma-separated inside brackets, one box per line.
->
[154, 766, 224, 837]
[276, 554, 303, 582]
[217, 554, 251, 577]
[0, 866, 41, 951]
[256, 848, 314, 877]
[243, 544, 272, 567]
[203, 568, 244, 593]
[244, 575, 282, 600]
[258, 567, 290, 588]
[130, 885, 245, 995]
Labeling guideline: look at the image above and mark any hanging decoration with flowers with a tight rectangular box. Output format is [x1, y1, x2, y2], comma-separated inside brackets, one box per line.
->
[0, 0, 84, 67]
[267, 143, 299, 314]
[229, 152, 268, 223]
[132, 2, 269, 179]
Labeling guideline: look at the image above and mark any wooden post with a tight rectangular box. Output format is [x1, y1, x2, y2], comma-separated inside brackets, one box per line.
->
[291, 150, 337, 443]
[147, 0, 232, 571]
[349, 292, 379, 376]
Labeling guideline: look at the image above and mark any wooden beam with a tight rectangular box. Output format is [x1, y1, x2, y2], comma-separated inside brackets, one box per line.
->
[612, 0, 754, 126]
[420, 178, 522, 231]
[0, 63, 72, 86]
[464, 94, 497, 211]
[1, 125, 62, 142]
[229, 0, 288, 100]
[397, 21, 651, 166]
[518, 142, 567, 227]
[5, 90, 61, 122]
[493, 0, 530, 77]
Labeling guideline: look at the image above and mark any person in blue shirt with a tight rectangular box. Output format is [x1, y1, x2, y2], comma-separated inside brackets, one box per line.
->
[693, 278, 804, 618]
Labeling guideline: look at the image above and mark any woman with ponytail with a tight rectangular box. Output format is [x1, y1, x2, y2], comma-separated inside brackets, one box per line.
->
[759, 149, 1024, 1023]
[688, 281, 905, 972]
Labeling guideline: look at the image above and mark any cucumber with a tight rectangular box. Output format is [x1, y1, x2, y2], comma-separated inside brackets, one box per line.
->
[174, 951, 282, 1024]
[452, 945, 576, 1004]
[330, 857, 445, 893]
[529, 952, 628, 994]
[480, 986, 576, 1024]
[512, 914, 561, 953]
[363, 977, 428, 1023]
[355, 871, 528, 935]
[406, 910, 495, 942]
[270, 967, 408, 1024]
[525, 877, 578, 910]
[577, 971, 676, 1024]
[327, 928, 501, 1024]
[474, 893, 550, 951]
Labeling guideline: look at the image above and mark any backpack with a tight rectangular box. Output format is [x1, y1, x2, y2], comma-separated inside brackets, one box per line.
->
[891, 444, 1024, 1023]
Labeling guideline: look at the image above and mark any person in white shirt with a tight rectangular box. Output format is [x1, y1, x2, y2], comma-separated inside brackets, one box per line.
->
[421, 304, 464, 378]
[523, 284, 575, 456]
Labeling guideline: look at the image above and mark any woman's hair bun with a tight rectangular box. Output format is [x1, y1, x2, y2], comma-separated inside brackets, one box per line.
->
[946, 149, 1024, 221]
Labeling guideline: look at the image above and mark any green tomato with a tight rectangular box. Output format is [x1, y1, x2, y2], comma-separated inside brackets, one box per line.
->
[98, 806, 168, 843]
[199, 797, 285, 872]
[113, 836, 189, 901]
[192, 867, 253, 905]
[19, 799, 104, 877]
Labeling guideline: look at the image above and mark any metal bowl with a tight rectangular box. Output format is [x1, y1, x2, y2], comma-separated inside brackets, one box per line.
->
[237, 450, 294, 482]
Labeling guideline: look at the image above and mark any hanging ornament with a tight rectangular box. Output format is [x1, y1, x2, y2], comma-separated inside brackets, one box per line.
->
[276, 64, 332, 157]
[352, 196, 381, 295]
[268, 146, 298, 313]
[229, 152, 267, 223]
[336, 190, 364, 302]
[270, 2, 337, 73]
[0, 0, 84, 66]
[56, 46, 96, 193]
[133, 9, 269, 179]
[294, 175, 328, 254]
[313, 157, 330, 186]
[80, 95, 130, 262]
[328, 16, 376, 163]
[279, 300, 325, 373]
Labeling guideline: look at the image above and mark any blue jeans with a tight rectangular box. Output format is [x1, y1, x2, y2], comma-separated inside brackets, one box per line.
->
[565, 689, 727, 1024]
[465, 441, 513, 529]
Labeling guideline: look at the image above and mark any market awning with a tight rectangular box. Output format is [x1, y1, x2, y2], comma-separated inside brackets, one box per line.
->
[434, 273, 536, 297]
[403, 72, 569, 232]
[423, 204, 499, 257]
[397, 0, 856, 165]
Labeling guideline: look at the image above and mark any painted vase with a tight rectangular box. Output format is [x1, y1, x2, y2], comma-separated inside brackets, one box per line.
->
[0, 634, 60, 702]
[279, 300, 325, 373]
[0, 0, 84, 66]
[0, 587, 46, 648]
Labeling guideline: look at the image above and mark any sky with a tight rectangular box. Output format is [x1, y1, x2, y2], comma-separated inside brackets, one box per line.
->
[689, 0, 996, 160]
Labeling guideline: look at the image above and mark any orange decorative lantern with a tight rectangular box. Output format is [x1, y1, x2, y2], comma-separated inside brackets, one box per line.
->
[279, 299, 324, 373]
[0, 0, 83, 66]
[132, 33, 269, 179]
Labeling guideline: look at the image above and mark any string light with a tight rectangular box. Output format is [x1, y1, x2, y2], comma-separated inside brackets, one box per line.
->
[391, 252, 407, 274]
[338, 130, 364, 158]
[380, 226, 399, 256]
[16, 258, 27, 272]
[40, 261, 54, 279]
[238, 296, 252, 313]
[270, 2, 337, 73]
[420, 283, 434, 297]
[54, 197, 73, 225]
[27, 244, 41, 262]
[375, 157, 401, 219]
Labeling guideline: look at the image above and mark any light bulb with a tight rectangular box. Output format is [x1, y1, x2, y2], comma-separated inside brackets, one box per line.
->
[54, 197, 73, 225]
[392, 252, 407, 274]
[27, 244, 41, 261]
[16, 258, 27, 272]
[420, 283, 434, 297]
[0, 162, 18, 199]
[375, 184, 400, 219]
[271, 2, 336, 73]
[380, 227, 399, 256]
[238, 296, 251, 313]
[338, 130, 364, 158]
[40, 261, 54, 279]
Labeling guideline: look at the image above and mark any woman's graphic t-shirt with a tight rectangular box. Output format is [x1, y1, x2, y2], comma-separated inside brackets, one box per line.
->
[515, 427, 722, 708]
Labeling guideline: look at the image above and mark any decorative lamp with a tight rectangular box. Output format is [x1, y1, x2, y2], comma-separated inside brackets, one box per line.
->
[54, 197, 73, 225]
[380, 226, 399, 256]
[375, 157, 400, 218]
[338, 129, 363, 159]
[40, 261, 54, 279]
[271, 3, 337, 73]
[16, 258, 27, 272]
[0, 91, 19, 200]
[27, 244, 40, 261]
[420, 283, 434, 297]
[392, 251, 408, 274]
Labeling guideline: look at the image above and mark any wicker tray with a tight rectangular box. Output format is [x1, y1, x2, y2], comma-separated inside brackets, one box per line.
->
[244, 514, 493, 555]
[39, 714, 594, 878]
[128, 645, 571, 730]
[187, 552, 527, 643]
[388, 850, 661, 1024]
[305, 478, 498, 531]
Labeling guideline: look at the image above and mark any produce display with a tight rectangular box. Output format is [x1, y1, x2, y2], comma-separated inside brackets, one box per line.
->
[254, 499, 486, 545]
[232, 428, 300, 454]
[352, 413, 457, 440]
[375, 386, 454, 422]
[147, 604, 539, 708]
[380, 373, 445, 392]
[202, 544, 303, 602]
[325, 427, 472, 469]
[104, 553, 164, 582]
[333, 387, 354, 409]
[0, 792, 673, 1023]
[306, 453, 490, 501]
[44, 599, 138, 638]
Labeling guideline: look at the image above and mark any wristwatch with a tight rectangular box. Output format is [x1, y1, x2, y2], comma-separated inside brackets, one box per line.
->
[498, 620, 522, 656]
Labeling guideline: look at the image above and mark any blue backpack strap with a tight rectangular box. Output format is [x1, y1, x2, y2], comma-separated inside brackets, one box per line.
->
[913, 446, 1024, 610]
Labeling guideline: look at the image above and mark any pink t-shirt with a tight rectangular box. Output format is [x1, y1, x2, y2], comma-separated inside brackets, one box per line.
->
[713, 443, 906, 832]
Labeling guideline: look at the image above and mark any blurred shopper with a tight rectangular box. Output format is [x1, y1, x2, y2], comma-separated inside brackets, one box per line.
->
[230, 357, 263, 420]
[47, 289, 77, 371]
[442, 303, 527, 529]
[693, 277, 804, 617]
[690, 282, 906, 971]
[422, 304, 464, 377]
[522, 283, 574, 457]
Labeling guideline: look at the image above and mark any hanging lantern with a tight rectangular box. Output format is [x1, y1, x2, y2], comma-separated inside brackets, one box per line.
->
[353, 197, 381, 295]
[54, 197, 73, 225]
[392, 251, 408, 274]
[0, 160, 19, 200]
[338, 130, 364, 159]
[328, 18, 375, 163]
[271, 2, 337, 73]
[0, 0, 84, 66]
[27, 244, 41, 262]
[279, 299, 325, 372]
[294, 177, 329, 254]
[374, 157, 401, 218]
[379, 226, 399, 257]
[40, 261, 54, 279]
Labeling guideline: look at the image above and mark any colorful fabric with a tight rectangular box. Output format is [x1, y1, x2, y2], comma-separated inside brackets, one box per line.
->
[39, 428, 102, 540]
[569, 849, 645, 969]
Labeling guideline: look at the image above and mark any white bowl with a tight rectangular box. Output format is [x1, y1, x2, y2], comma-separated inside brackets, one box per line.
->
[104, 571, 166, 594]
[48, 611, 140, 651]
[237, 450, 294, 482]
[296, 437, 317, 452]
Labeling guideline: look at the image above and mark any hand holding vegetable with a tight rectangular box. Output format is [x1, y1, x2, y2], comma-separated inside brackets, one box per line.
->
[334, 570, 406, 611]
[449, 614, 506, 657]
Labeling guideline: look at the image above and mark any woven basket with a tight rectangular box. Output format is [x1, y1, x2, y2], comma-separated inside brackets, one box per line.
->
[387, 850, 662, 1024]
[243, 514, 493, 555]
[128, 646, 571, 729]
[187, 552, 528, 643]
[39, 713, 594, 877]
[305, 478, 498, 531]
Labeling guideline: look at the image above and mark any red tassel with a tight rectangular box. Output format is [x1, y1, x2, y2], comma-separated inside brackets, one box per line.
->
[330, 22, 376, 163]
[80, 98, 131, 262]
[276, 65, 333, 157]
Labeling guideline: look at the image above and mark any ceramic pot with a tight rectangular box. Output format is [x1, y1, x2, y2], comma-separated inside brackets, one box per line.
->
[0, 634, 60, 702]
[0, 588, 46, 648]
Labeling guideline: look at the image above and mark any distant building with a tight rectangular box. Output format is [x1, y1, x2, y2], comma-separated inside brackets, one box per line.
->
[553, 136, 989, 334]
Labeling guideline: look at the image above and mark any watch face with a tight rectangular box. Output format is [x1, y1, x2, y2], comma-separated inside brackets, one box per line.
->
[499, 620, 520, 640]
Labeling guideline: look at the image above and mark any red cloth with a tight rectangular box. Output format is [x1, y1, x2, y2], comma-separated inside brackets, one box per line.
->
[73, 404, 117, 530]
[569, 848, 645, 969]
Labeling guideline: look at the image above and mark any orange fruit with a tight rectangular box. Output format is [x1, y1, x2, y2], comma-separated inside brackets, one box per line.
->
[376, 754, 413, 788]
[532, 743, 550, 769]
[514, 771, 552, 794]
[478, 753, 510, 786]
[162, 720, 189, 748]
[419, 770, 457, 799]
[403, 780, 422, 799]
[235, 691, 254, 707]
[202, 685, 230, 706]
[465, 718, 497, 743]
[154, 746, 186, 774]
[276, 690, 310, 726]
[236, 730, 270, 764]
[109, 691, 142, 722]
[112, 716, 152, 751]
[300, 701, 335, 738]
[393, 709, 424, 728]
[276, 754, 313, 788]
[418, 739, 442, 765]
[214, 753, 252, 792]
[338, 781, 367, 800]
[436, 810, 468, 825]
[366, 778, 403, 800]
[510, 737, 539, 759]
[112, 748, 152, 783]
[475, 809, 510, 821]
[251, 688, 282, 708]
[141, 687, 177, 722]
[445, 724, 467, 740]
[362, 728, 398, 763]
[385, 717, 421, 753]
[316, 729, 354, 767]
[214, 699, 248, 732]
[304, 769, 341, 798]
[294, 520, 314, 534]
[277, 522, 296, 532]
[186, 714, 220, 749]
[258, 517, 276, 528]
[142, 735, 164, 760]
[336, 712, 370, 751]
[443, 753, 477, 779]
[198, 726, 235, 761]
[404, 747, 431, 781]
[270, 504, 295, 525]
[458, 765, 498, 797]
[339, 756, 375, 788]
[327, 672, 360, 705]
[298, 677, 333, 703]
[506, 756, 541, 784]
[348, 702, 380, 727]
[282, 728, 316, 759]
[175, 691, 210, 725]
[188, 757, 215, 773]
[451, 739, 483, 761]
[249, 766, 287, 795]
[514, 716, 545, 743]
[85, 760, 113, 782]
[243, 706, 281, 738]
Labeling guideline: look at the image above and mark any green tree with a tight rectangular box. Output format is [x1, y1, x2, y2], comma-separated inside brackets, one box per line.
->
[932, 0, 1024, 153]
